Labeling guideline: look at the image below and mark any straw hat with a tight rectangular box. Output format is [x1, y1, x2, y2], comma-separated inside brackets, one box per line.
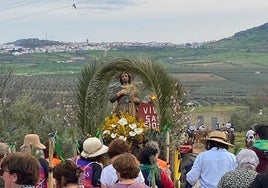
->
[0, 142, 9, 156]
[21, 134, 46, 149]
[81, 137, 108, 158]
[201, 130, 234, 147]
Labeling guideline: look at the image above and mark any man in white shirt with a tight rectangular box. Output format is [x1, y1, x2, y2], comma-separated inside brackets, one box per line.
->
[246, 129, 255, 139]
[226, 122, 232, 129]
[198, 124, 206, 131]
[186, 131, 237, 188]
[187, 124, 196, 144]
[246, 128, 255, 146]
[189, 124, 196, 132]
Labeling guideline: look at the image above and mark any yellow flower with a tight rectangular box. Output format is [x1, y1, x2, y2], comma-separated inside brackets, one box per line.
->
[101, 113, 147, 144]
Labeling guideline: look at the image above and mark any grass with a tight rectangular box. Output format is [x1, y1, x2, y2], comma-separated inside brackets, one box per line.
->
[192, 105, 248, 113]
[231, 131, 247, 154]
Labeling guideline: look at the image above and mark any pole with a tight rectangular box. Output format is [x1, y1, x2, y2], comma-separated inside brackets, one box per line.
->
[48, 137, 54, 188]
[166, 130, 170, 163]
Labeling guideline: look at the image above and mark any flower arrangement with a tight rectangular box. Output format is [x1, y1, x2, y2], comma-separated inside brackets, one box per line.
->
[101, 113, 147, 144]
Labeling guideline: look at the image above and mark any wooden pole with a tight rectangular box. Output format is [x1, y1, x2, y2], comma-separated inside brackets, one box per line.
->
[73, 140, 77, 159]
[166, 130, 170, 163]
[48, 138, 54, 188]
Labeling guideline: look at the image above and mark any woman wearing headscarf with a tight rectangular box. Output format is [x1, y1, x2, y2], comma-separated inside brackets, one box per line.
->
[218, 149, 259, 188]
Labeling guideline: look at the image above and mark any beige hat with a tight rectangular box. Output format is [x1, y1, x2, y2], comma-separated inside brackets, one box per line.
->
[21, 134, 46, 149]
[201, 130, 234, 147]
[81, 137, 108, 158]
[0, 143, 9, 156]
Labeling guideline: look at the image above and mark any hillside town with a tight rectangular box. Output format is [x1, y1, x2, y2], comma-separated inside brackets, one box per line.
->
[0, 40, 205, 56]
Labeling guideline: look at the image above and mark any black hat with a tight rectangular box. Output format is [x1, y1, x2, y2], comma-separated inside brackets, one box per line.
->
[254, 124, 268, 139]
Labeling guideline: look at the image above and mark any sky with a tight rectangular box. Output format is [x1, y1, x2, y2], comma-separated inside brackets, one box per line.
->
[1, 0, 268, 44]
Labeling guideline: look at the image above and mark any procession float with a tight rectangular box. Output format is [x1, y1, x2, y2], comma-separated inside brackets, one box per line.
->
[76, 57, 188, 187]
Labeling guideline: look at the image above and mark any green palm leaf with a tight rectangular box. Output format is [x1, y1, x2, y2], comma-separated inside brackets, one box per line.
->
[76, 57, 185, 136]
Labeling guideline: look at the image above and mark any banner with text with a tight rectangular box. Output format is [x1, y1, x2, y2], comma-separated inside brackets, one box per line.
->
[137, 103, 159, 129]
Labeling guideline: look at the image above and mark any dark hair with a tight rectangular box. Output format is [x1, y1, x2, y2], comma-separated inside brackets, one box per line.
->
[80, 154, 105, 164]
[250, 173, 268, 188]
[53, 160, 83, 187]
[43, 140, 58, 159]
[254, 124, 268, 139]
[112, 153, 139, 179]
[137, 145, 158, 165]
[206, 140, 229, 150]
[145, 141, 160, 154]
[1, 152, 39, 186]
[119, 72, 131, 85]
[108, 138, 130, 159]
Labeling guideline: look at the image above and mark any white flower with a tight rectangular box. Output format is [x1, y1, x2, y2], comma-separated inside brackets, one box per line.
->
[118, 118, 128, 126]
[111, 133, 117, 138]
[111, 124, 117, 128]
[134, 128, 143, 135]
[103, 130, 110, 135]
[129, 123, 137, 130]
[119, 136, 127, 141]
[129, 131, 136, 137]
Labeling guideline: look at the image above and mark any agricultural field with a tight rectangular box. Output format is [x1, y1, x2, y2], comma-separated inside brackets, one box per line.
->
[0, 46, 267, 154]
[1, 47, 268, 108]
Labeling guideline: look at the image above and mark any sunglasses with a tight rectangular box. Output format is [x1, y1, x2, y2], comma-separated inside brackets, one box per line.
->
[0, 169, 10, 176]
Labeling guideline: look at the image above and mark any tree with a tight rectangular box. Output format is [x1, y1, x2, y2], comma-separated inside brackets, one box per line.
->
[0, 66, 13, 127]
[231, 108, 268, 132]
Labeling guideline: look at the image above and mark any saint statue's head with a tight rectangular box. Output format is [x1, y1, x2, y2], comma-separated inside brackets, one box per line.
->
[119, 72, 131, 85]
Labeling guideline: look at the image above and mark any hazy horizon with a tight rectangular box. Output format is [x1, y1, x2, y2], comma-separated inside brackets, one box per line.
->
[1, 0, 268, 44]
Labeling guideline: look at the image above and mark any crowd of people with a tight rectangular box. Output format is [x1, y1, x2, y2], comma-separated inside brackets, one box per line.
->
[186, 124, 268, 188]
[0, 134, 174, 188]
[0, 124, 267, 188]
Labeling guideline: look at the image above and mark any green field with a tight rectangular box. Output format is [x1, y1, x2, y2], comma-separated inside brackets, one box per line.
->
[1, 47, 268, 107]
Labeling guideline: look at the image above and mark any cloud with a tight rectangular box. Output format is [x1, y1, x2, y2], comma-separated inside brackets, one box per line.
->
[1, 0, 268, 43]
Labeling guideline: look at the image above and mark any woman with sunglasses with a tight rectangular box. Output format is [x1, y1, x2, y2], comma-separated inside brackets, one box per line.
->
[0, 152, 40, 188]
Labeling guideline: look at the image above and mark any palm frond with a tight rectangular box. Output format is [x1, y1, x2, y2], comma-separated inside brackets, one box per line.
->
[76, 60, 102, 134]
[76, 57, 185, 136]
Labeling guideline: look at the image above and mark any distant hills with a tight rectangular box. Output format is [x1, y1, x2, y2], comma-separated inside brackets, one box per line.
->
[4, 22, 268, 50]
[207, 22, 268, 49]
[5, 38, 66, 48]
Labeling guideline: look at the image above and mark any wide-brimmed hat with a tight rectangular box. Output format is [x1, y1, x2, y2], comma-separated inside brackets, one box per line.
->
[21, 134, 46, 149]
[81, 137, 108, 158]
[201, 130, 234, 147]
[0, 142, 9, 156]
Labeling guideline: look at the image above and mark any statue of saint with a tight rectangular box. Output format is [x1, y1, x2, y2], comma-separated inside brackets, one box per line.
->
[109, 72, 140, 117]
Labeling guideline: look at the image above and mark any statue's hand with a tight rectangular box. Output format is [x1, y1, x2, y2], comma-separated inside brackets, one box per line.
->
[117, 89, 128, 96]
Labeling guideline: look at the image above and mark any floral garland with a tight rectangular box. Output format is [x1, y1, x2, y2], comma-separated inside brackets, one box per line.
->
[101, 113, 147, 144]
